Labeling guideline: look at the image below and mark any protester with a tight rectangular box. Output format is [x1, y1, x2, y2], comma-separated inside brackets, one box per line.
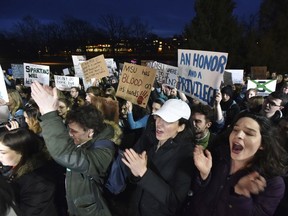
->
[0, 175, 20, 216]
[219, 85, 240, 128]
[122, 99, 195, 216]
[246, 95, 264, 113]
[0, 104, 9, 124]
[260, 91, 288, 124]
[30, 81, 122, 216]
[239, 88, 258, 111]
[190, 103, 215, 150]
[185, 111, 288, 216]
[0, 89, 24, 122]
[85, 86, 105, 104]
[0, 128, 61, 215]
[70, 86, 84, 110]
[57, 97, 72, 123]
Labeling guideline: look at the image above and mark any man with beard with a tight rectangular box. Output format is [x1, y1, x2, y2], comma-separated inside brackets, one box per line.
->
[191, 103, 215, 150]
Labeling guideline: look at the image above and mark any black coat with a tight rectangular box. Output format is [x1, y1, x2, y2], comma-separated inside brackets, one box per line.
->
[128, 129, 195, 216]
[3, 149, 65, 216]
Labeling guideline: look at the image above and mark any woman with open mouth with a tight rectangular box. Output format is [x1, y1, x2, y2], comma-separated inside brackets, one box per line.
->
[185, 111, 288, 216]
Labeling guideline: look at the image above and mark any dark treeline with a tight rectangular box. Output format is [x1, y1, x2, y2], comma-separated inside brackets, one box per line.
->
[1, 0, 288, 74]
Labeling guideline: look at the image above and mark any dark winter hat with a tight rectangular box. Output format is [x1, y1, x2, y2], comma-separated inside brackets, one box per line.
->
[221, 85, 233, 98]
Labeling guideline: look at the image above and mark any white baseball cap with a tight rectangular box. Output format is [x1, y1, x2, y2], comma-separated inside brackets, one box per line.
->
[152, 99, 191, 123]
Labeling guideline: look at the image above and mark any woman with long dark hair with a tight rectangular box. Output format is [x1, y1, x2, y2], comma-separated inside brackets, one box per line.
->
[0, 128, 60, 216]
[186, 111, 288, 216]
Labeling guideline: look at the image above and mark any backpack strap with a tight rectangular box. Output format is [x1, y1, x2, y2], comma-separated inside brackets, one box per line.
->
[89, 139, 115, 151]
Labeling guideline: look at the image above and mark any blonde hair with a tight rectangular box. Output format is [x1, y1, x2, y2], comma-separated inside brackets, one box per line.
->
[7, 89, 24, 117]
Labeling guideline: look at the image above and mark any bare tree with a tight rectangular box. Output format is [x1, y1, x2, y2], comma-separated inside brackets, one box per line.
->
[98, 14, 129, 55]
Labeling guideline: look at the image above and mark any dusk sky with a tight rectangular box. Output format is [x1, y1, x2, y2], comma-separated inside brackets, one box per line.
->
[0, 0, 262, 37]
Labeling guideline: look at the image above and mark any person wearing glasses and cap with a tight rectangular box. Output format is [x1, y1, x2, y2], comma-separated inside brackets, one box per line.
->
[260, 91, 288, 124]
[121, 99, 195, 216]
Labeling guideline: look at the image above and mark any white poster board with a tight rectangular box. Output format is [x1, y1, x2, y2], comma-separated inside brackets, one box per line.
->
[23, 63, 50, 86]
[0, 65, 9, 102]
[247, 80, 277, 96]
[147, 61, 179, 88]
[225, 69, 244, 84]
[54, 75, 80, 91]
[72, 55, 86, 78]
[177, 49, 228, 106]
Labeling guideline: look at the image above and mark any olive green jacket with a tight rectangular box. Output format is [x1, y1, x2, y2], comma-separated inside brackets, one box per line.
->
[40, 111, 122, 216]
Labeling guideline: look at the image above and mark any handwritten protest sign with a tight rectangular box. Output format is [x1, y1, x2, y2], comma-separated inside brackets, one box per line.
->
[54, 75, 80, 91]
[11, 64, 24, 78]
[23, 63, 50, 86]
[72, 55, 86, 78]
[116, 63, 156, 108]
[177, 49, 228, 106]
[80, 54, 109, 82]
[147, 61, 179, 88]
[247, 80, 276, 96]
[0, 65, 9, 102]
[105, 58, 117, 76]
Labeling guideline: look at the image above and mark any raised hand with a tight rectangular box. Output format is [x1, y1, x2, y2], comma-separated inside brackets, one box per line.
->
[193, 145, 212, 180]
[121, 148, 147, 177]
[31, 81, 59, 115]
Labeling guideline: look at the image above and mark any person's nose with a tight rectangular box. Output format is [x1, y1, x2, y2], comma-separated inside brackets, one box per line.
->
[236, 130, 245, 139]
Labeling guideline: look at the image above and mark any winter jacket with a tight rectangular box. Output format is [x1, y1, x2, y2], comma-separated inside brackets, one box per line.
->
[128, 130, 194, 216]
[186, 146, 285, 216]
[40, 111, 122, 216]
[1, 147, 59, 216]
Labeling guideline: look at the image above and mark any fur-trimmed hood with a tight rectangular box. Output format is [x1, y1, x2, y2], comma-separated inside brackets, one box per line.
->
[103, 120, 122, 146]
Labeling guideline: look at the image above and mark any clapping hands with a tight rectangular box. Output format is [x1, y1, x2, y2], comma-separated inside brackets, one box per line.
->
[193, 145, 212, 180]
[121, 148, 148, 177]
[31, 81, 59, 115]
[234, 171, 267, 198]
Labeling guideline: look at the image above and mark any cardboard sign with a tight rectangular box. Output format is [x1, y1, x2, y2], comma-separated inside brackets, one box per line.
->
[80, 54, 109, 82]
[247, 80, 277, 96]
[251, 66, 267, 79]
[23, 63, 50, 86]
[0, 65, 9, 102]
[177, 49, 228, 106]
[54, 75, 80, 91]
[147, 61, 179, 88]
[116, 63, 156, 108]
[11, 64, 24, 78]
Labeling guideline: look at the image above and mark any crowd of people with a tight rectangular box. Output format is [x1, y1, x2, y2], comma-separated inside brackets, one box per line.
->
[0, 68, 288, 216]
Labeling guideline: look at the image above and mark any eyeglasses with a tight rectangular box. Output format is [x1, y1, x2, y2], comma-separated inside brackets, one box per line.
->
[265, 98, 281, 107]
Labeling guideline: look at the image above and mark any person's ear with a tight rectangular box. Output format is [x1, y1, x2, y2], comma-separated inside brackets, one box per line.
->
[177, 124, 185, 133]
[206, 121, 212, 129]
[88, 129, 94, 138]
